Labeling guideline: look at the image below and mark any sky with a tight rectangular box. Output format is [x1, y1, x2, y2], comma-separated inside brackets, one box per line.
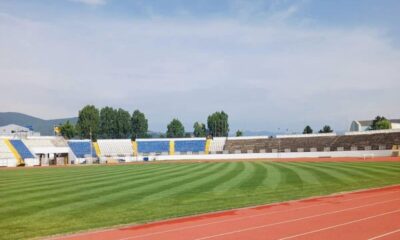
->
[0, 0, 399, 133]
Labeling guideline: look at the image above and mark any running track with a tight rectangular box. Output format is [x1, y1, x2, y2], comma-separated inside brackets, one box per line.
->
[53, 185, 400, 240]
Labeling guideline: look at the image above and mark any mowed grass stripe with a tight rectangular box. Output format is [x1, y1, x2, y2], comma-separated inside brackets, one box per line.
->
[260, 162, 282, 190]
[212, 162, 246, 194]
[139, 162, 236, 203]
[305, 162, 399, 183]
[277, 162, 322, 186]
[168, 162, 243, 199]
[271, 162, 304, 190]
[290, 162, 352, 184]
[0, 167, 143, 194]
[0, 163, 207, 218]
[1, 161, 400, 240]
[0, 166, 150, 198]
[237, 162, 268, 191]
[0, 166, 133, 185]
[318, 163, 388, 181]
[0, 164, 183, 197]
[0, 164, 172, 193]
[0, 163, 221, 232]
[329, 162, 400, 176]
[308, 162, 375, 180]
[0, 164, 188, 205]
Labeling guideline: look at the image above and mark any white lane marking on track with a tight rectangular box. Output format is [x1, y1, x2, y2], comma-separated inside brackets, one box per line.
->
[193, 198, 400, 240]
[368, 228, 400, 240]
[278, 210, 400, 240]
[116, 190, 400, 240]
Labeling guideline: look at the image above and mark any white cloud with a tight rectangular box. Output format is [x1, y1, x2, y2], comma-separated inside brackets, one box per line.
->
[0, 10, 399, 131]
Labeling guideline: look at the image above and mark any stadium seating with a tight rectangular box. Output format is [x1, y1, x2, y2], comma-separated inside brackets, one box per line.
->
[0, 140, 16, 160]
[22, 138, 57, 148]
[97, 139, 134, 156]
[68, 140, 96, 158]
[9, 140, 34, 159]
[174, 140, 205, 153]
[224, 132, 400, 153]
[137, 140, 170, 154]
[209, 137, 226, 153]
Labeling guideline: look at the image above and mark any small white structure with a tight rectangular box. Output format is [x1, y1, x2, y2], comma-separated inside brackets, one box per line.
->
[0, 124, 40, 137]
[350, 119, 400, 132]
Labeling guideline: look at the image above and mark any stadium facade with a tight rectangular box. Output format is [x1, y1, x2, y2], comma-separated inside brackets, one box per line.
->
[0, 129, 399, 167]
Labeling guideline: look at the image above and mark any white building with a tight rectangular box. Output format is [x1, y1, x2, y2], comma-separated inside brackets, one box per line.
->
[0, 124, 40, 137]
[350, 119, 400, 132]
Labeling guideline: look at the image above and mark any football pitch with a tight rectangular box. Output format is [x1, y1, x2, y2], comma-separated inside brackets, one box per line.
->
[1, 161, 400, 240]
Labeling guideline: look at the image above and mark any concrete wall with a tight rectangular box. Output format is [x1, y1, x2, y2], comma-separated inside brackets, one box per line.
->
[137, 150, 394, 161]
[24, 158, 40, 167]
[0, 159, 17, 167]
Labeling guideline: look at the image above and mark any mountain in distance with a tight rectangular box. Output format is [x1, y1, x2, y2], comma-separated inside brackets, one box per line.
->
[0, 112, 77, 136]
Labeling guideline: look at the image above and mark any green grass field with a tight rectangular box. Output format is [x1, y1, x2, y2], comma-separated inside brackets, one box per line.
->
[1, 161, 400, 240]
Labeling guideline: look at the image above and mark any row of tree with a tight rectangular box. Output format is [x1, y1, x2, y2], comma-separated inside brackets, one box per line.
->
[302, 116, 392, 134]
[369, 116, 391, 130]
[303, 125, 333, 134]
[59, 105, 230, 140]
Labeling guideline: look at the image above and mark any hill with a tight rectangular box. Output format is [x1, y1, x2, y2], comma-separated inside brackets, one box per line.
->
[0, 112, 77, 136]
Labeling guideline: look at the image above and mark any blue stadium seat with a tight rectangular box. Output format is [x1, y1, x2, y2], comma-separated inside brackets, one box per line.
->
[68, 141, 96, 158]
[175, 140, 205, 152]
[10, 140, 34, 159]
[137, 141, 169, 153]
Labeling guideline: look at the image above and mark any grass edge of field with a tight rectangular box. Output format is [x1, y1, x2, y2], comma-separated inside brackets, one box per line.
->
[42, 182, 400, 240]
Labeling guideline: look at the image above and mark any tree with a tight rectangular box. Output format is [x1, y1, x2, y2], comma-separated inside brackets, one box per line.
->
[115, 108, 132, 139]
[370, 116, 391, 130]
[303, 125, 313, 134]
[207, 111, 229, 137]
[185, 132, 192, 138]
[99, 107, 117, 138]
[166, 119, 185, 138]
[319, 125, 333, 133]
[59, 121, 75, 139]
[131, 110, 149, 139]
[193, 122, 207, 137]
[76, 105, 100, 140]
[236, 130, 243, 137]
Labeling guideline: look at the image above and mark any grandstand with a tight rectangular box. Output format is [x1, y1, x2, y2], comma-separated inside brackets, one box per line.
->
[209, 137, 226, 153]
[22, 137, 70, 166]
[136, 139, 170, 155]
[174, 139, 205, 154]
[0, 138, 17, 167]
[68, 140, 97, 164]
[223, 130, 400, 153]
[96, 139, 135, 163]
[10, 139, 34, 159]
[9, 139, 38, 166]
[1, 129, 400, 167]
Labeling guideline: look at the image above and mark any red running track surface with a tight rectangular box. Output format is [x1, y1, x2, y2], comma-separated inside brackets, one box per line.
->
[52, 185, 400, 240]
